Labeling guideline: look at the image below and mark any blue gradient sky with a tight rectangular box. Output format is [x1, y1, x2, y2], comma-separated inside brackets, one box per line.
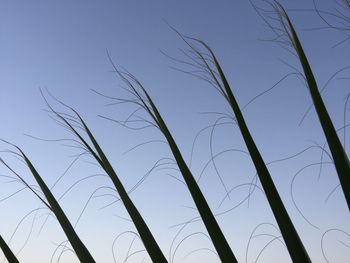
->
[1, 0, 349, 262]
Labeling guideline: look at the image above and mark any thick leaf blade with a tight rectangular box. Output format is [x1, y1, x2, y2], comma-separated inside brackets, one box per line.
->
[0, 235, 19, 263]
[192, 38, 311, 262]
[284, 6, 350, 210]
[54, 107, 167, 263]
[138, 85, 238, 262]
[18, 149, 96, 263]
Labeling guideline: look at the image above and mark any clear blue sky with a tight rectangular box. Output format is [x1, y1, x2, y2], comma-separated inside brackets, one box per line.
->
[0, 0, 349, 262]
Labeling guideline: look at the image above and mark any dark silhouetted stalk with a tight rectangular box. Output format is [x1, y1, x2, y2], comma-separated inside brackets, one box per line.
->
[0, 235, 19, 263]
[276, 2, 350, 210]
[171, 23, 311, 263]
[44, 100, 168, 263]
[104, 56, 238, 263]
[1, 143, 96, 263]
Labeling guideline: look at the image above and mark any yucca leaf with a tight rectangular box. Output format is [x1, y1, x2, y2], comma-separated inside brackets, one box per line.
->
[182, 35, 311, 262]
[0, 235, 19, 263]
[105, 59, 238, 262]
[146, 94, 239, 263]
[45, 102, 168, 263]
[76, 112, 168, 263]
[3, 145, 96, 263]
[279, 3, 350, 210]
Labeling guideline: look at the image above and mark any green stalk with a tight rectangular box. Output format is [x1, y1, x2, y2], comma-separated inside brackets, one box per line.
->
[47, 104, 167, 263]
[105, 62, 238, 262]
[143, 89, 238, 263]
[3, 145, 96, 263]
[0, 235, 19, 263]
[183, 36, 311, 262]
[279, 4, 350, 210]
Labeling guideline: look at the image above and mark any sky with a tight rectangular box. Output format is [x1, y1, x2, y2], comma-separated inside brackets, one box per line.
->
[0, 0, 350, 262]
